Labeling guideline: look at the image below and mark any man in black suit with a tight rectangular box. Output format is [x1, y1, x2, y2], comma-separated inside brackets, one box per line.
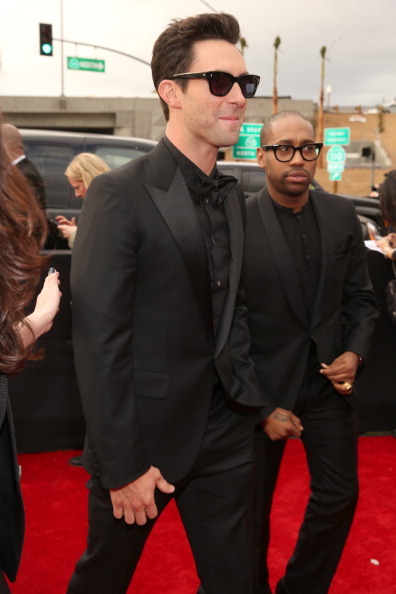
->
[2, 123, 47, 211]
[244, 111, 378, 594]
[67, 13, 264, 594]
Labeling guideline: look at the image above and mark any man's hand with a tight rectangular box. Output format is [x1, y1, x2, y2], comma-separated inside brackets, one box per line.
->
[262, 407, 303, 441]
[320, 351, 360, 394]
[110, 466, 175, 526]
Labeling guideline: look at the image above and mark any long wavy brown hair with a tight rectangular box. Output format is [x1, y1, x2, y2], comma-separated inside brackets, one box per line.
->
[0, 125, 48, 375]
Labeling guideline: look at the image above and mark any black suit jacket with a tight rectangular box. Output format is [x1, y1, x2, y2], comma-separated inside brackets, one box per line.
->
[243, 188, 378, 415]
[71, 140, 264, 489]
[17, 157, 47, 211]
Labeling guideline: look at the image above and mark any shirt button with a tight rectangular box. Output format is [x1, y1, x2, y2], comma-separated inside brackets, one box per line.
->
[217, 280, 221, 287]
[205, 198, 209, 204]
[211, 237, 216, 245]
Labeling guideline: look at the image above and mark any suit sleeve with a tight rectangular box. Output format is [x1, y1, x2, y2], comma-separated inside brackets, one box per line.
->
[224, 191, 272, 415]
[71, 173, 151, 489]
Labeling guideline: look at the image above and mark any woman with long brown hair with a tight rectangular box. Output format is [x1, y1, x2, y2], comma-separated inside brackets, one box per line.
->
[0, 121, 61, 592]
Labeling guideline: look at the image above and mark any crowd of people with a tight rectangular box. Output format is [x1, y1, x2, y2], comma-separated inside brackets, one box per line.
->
[0, 10, 389, 594]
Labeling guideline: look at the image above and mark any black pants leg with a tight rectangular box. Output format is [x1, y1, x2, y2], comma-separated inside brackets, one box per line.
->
[251, 434, 286, 594]
[67, 477, 173, 594]
[280, 402, 359, 594]
[177, 460, 255, 594]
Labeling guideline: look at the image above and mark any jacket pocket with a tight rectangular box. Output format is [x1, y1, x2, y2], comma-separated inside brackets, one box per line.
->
[134, 370, 169, 399]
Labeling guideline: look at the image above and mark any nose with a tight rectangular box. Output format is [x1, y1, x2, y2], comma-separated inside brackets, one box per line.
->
[289, 148, 304, 165]
[227, 81, 246, 107]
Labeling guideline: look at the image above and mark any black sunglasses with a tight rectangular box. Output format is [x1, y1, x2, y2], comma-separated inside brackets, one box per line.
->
[261, 143, 323, 162]
[172, 71, 260, 98]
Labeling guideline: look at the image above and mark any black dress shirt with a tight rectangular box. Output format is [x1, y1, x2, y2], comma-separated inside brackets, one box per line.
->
[163, 137, 231, 335]
[272, 197, 321, 317]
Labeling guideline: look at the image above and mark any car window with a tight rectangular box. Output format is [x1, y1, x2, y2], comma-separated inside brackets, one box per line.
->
[240, 169, 266, 195]
[93, 145, 149, 169]
[24, 142, 73, 209]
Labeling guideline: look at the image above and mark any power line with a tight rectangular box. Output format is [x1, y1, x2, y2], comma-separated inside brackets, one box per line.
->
[199, 0, 218, 12]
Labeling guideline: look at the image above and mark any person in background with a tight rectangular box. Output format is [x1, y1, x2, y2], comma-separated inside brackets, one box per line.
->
[243, 110, 378, 594]
[0, 119, 61, 593]
[376, 170, 396, 258]
[55, 153, 110, 249]
[67, 12, 264, 594]
[1, 123, 47, 212]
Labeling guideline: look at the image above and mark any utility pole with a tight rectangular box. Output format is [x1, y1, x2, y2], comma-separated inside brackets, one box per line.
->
[272, 37, 281, 115]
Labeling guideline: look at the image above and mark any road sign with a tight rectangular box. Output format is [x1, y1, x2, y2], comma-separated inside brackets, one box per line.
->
[67, 57, 105, 72]
[232, 123, 261, 160]
[327, 144, 346, 182]
[326, 144, 347, 165]
[324, 127, 350, 146]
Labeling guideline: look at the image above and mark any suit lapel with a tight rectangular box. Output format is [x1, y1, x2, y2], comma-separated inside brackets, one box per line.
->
[310, 191, 336, 326]
[144, 143, 213, 330]
[215, 187, 244, 356]
[257, 189, 309, 326]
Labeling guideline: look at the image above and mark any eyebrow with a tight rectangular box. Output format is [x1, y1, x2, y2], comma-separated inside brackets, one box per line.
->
[273, 138, 316, 144]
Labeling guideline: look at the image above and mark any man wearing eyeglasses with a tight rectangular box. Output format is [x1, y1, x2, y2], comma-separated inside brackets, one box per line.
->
[243, 110, 378, 594]
[67, 12, 265, 594]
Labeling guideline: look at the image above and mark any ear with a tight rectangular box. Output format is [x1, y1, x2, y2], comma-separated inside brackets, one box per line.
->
[256, 147, 266, 169]
[158, 80, 182, 111]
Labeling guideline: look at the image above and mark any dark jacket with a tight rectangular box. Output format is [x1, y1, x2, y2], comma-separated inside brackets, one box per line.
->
[71, 140, 265, 489]
[243, 188, 378, 415]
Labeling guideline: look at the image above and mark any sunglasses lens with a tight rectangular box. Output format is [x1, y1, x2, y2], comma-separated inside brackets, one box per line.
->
[240, 75, 259, 98]
[209, 72, 233, 96]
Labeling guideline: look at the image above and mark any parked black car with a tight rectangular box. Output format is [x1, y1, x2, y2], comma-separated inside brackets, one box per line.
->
[21, 129, 157, 221]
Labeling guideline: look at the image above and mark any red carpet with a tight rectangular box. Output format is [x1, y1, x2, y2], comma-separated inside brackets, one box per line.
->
[10, 436, 396, 593]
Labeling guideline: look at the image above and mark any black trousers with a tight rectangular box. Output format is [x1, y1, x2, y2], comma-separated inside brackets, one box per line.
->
[252, 375, 359, 594]
[67, 396, 256, 594]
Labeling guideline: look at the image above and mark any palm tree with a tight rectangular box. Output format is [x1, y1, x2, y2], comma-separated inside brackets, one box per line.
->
[239, 36, 248, 56]
[317, 46, 327, 168]
[273, 36, 281, 114]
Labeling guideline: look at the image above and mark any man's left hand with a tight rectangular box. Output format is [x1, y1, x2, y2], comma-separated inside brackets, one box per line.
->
[320, 351, 360, 394]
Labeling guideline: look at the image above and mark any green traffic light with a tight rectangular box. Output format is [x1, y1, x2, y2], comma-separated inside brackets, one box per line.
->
[39, 23, 53, 56]
[41, 43, 53, 55]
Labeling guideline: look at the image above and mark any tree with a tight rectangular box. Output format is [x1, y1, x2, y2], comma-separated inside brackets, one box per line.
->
[317, 46, 327, 168]
[273, 36, 281, 115]
[239, 36, 248, 56]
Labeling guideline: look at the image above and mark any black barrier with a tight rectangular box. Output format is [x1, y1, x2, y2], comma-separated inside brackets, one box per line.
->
[9, 252, 85, 453]
[356, 249, 396, 433]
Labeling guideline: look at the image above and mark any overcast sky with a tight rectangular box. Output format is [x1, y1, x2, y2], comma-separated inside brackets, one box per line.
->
[1, 0, 395, 107]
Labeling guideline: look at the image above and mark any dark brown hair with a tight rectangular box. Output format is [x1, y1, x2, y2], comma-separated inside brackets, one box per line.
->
[151, 12, 240, 121]
[0, 125, 48, 375]
[379, 169, 396, 228]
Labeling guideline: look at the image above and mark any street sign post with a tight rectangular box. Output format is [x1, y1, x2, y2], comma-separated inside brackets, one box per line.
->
[232, 123, 262, 160]
[67, 57, 105, 72]
[324, 127, 350, 146]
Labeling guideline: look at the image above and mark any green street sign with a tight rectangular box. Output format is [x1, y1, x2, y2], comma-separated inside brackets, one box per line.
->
[329, 171, 342, 181]
[232, 123, 262, 160]
[326, 144, 346, 166]
[67, 57, 105, 73]
[324, 127, 350, 146]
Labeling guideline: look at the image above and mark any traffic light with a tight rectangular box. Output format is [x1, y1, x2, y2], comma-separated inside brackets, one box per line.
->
[39, 23, 53, 56]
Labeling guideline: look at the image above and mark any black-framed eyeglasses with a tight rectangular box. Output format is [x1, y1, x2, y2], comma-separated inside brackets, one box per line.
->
[261, 143, 323, 162]
[171, 71, 260, 98]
